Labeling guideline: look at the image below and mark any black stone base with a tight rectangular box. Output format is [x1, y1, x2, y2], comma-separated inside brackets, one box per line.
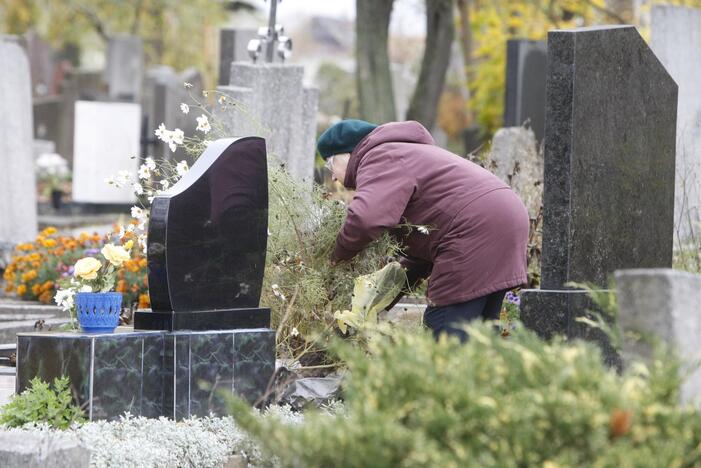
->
[16, 326, 275, 420]
[520, 289, 620, 368]
[134, 308, 270, 331]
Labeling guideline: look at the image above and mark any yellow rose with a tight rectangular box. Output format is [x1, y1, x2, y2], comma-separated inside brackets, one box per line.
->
[101, 243, 130, 267]
[74, 257, 101, 280]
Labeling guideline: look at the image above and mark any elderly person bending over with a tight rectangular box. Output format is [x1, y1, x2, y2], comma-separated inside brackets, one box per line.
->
[318, 119, 529, 341]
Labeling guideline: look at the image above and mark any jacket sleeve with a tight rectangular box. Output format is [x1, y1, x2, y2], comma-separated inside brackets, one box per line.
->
[332, 151, 417, 261]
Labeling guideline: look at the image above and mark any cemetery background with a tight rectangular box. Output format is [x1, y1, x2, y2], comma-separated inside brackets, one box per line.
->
[3, 0, 701, 466]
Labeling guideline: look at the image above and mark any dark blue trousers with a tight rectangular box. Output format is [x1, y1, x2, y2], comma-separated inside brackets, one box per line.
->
[423, 290, 507, 342]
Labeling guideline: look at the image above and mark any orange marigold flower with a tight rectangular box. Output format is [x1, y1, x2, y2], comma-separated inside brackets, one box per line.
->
[31, 284, 42, 296]
[116, 280, 127, 293]
[41, 238, 57, 248]
[92, 234, 101, 242]
[17, 284, 27, 296]
[38, 290, 53, 304]
[138, 294, 150, 309]
[42, 280, 54, 292]
[138, 258, 147, 268]
[29, 253, 41, 261]
[21, 270, 38, 282]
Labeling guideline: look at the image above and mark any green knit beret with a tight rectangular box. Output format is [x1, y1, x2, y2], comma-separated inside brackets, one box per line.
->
[317, 119, 378, 159]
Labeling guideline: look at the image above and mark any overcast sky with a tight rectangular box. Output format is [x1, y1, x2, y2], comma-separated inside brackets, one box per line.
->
[274, 0, 427, 36]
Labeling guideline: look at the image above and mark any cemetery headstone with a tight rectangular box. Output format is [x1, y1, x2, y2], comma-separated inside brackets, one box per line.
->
[17, 138, 275, 420]
[519, 26, 677, 349]
[104, 35, 143, 101]
[615, 268, 701, 406]
[503, 39, 547, 141]
[72, 101, 141, 204]
[23, 30, 58, 96]
[218, 63, 318, 183]
[0, 37, 38, 246]
[216, 1, 316, 183]
[487, 126, 542, 217]
[56, 70, 105, 164]
[218, 28, 257, 85]
[135, 138, 270, 330]
[651, 6, 701, 242]
[142, 66, 204, 161]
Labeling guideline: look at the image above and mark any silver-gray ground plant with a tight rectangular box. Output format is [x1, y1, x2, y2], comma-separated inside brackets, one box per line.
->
[1, 405, 322, 468]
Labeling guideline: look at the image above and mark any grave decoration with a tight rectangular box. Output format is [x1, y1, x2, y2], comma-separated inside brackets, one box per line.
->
[16, 138, 275, 420]
[519, 25, 677, 362]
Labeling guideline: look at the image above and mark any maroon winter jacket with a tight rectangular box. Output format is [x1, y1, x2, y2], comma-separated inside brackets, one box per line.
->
[332, 121, 529, 306]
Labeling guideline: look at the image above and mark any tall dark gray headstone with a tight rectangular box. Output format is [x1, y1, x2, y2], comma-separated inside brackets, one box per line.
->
[520, 26, 677, 346]
[503, 39, 547, 141]
[218, 28, 257, 86]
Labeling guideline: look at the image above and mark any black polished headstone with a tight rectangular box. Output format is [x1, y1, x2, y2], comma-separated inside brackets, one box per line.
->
[16, 328, 275, 420]
[504, 39, 547, 141]
[135, 138, 271, 331]
[520, 26, 677, 346]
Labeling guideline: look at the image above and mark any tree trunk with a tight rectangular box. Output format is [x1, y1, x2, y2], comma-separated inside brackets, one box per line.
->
[356, 0, 396, 124]
[406, 0, 455, 130]
[456, 0, 475, 124]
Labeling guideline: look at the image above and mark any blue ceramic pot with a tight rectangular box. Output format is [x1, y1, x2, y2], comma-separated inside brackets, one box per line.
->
[75, 292, 122, 333]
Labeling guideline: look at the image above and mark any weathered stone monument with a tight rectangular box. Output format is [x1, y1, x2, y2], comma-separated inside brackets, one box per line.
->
[615, 269, 701, 406]
[17, 138, 275, 420]
[520, 26, 677, 345]
[487, 127, 542, 217]
[503, 39, 547, 142]
[217, 0, 318, 183]
[651, 6, 701, 242]
[72, 101, 141, 204]
[0, 37, 37, 247]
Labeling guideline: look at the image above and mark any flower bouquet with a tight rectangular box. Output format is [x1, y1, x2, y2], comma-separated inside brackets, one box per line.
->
[55, 241, 135, 333]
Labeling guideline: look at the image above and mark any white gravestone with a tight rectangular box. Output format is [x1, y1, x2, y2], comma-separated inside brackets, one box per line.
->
[72, 101, 140, 203]
[0, 37, 37, 245]
[651, 6, 701, 242]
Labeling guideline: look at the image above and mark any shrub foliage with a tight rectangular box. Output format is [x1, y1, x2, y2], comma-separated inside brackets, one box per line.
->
[230, 323, 701, 467]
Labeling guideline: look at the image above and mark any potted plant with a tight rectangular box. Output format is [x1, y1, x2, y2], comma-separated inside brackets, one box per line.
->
[36, 153, 70, 211]
[55, 240, 134, 333]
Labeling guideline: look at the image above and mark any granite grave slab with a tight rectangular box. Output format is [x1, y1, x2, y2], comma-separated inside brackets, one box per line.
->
[520, 26, 677, 352]
[16, 327, 275, 420]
